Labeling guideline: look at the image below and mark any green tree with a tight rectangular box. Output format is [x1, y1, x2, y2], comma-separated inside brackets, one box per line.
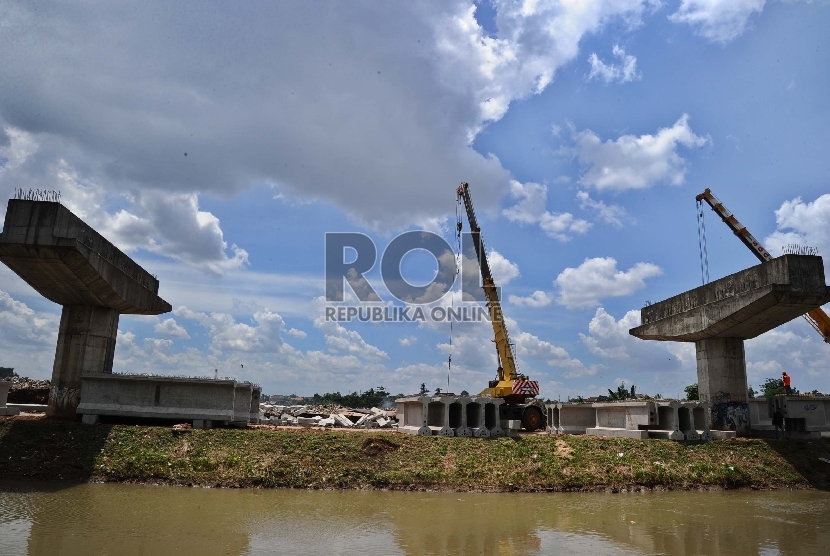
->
[747, 386, 757, 398]
[597, 382, 637, 402]
[684, 383, 699, 401]
[759, 377, 798, 397]
[309, 387, 393, 408]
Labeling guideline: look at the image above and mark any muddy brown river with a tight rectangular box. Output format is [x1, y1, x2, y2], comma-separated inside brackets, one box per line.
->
[0, 482, 827, 555]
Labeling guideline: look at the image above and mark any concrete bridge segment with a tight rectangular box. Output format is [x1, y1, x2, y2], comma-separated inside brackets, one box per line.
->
[631, 255, 828, 342]
[0, 200, 171, 418]
[630, 255, 830, 430]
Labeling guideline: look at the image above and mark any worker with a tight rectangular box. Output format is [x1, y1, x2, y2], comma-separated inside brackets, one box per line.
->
[772, 408, 785, 439]
[782, 371, 792, 395]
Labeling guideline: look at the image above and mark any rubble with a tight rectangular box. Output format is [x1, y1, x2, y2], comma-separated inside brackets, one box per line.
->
[332, 413, 353, 428]
[297, 416, 321, 426]
[258, 403, 397, 429]
[7, 376, 50, 404]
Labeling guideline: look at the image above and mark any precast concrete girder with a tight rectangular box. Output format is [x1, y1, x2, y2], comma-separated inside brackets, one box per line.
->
[395, 395, 505, 437]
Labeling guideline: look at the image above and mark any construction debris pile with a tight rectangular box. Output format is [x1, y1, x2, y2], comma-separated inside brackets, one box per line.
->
[7, 376, 50, 404]
[259, 404, 396, 429]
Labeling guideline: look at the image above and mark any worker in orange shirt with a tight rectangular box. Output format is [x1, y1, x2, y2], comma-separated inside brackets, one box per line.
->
[782, 371, 792, 395]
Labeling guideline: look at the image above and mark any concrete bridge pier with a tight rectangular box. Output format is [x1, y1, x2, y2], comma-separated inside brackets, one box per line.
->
[0, 199, 171, 419]
[49, 305, 120, 418]
[695, 337, 748, 404]
[630, 255, 830, 433]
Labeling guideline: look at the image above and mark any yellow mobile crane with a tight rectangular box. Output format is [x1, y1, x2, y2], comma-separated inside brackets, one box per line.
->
[696, 187, 830, 343]
[456, 182, 545, 431]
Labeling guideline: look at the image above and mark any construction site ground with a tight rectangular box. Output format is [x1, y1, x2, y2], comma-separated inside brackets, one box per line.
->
[2, 415, 829, 492]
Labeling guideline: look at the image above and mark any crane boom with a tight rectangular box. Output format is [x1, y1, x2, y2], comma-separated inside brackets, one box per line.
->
[452, 182, 544, 431]
[695, 188, 773, 263]
[696, 188, 830, 343]
[456, 182, 519, 383]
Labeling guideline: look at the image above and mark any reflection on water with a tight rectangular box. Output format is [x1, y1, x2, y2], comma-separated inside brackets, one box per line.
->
[0, 482, 827, 555]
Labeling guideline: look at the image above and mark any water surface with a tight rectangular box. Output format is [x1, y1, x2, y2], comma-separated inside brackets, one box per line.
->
[0, 482, 827, 555]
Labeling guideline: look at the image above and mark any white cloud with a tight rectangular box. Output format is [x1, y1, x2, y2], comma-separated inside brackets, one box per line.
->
[437, 324, 500, 372]
[456, 248, 520, 303]
[440, 0, 659, 128]
[0, 289, 58, 379]
[121, 260, 319, 319]
[174, 306, 287, 353]
[573, 114, 710, 191]
[0, 289, 58, 347]
[581, 308, 830, 397]
[745, 319, 829, 389]
[0, 130, 247, 275]
[313, 316, 389, 361]
[576, 191, 630, 227]
[488, 249, 520, 285]
[555, 257, 662, 309]
[154, 318, 191, 340]
[399, 335, 417, 346]
[513, 330, 595, 378]
[502, 180, 547, 224]
[435, 313, 590, 381]
[509, 290, 554, 308]
[669, 0, 766, 44]
[113, 315, 386, 395]
[0, 1, 661, 231]
[143, 338, 175, 353]
[587, 45, 640, 84]
[287, 328, 307, 339]
[502, 180, 592, 241]
[580, 308, 695, 378]
[764, 193, 830, 274]
[581, 308, 643, 360]
[0, 287, 505, 396]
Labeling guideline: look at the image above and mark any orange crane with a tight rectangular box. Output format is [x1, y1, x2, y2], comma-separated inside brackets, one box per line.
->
[696, 188, 830, 343]
[456, 182, 545, 431]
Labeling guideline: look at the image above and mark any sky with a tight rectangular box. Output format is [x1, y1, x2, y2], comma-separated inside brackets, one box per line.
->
[0, 0, 829, 399]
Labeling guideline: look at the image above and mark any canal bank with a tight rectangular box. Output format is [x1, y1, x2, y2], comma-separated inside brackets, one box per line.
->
[1, 416, 828, 492]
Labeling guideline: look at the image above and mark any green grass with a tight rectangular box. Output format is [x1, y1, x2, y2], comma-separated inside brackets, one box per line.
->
[1, 418, 829, 491]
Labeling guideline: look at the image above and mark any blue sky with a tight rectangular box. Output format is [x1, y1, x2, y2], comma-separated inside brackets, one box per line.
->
[1, 0, 829, 398]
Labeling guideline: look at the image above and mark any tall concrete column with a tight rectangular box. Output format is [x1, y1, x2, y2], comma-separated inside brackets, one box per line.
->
[695, 337, 747, 403]
[48, 305, 119, 419]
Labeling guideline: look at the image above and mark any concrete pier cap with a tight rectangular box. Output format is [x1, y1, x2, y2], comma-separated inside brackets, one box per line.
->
[629, 255, 830, 431]
[0, 199, 172, 418]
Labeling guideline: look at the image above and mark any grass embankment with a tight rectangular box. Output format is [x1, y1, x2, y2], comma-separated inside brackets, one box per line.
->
[1, 416, 829, 491]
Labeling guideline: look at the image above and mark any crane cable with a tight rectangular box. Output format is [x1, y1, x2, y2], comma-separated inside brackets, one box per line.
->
[696, 198, 710, 285]
[448, 195, 464, 393]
